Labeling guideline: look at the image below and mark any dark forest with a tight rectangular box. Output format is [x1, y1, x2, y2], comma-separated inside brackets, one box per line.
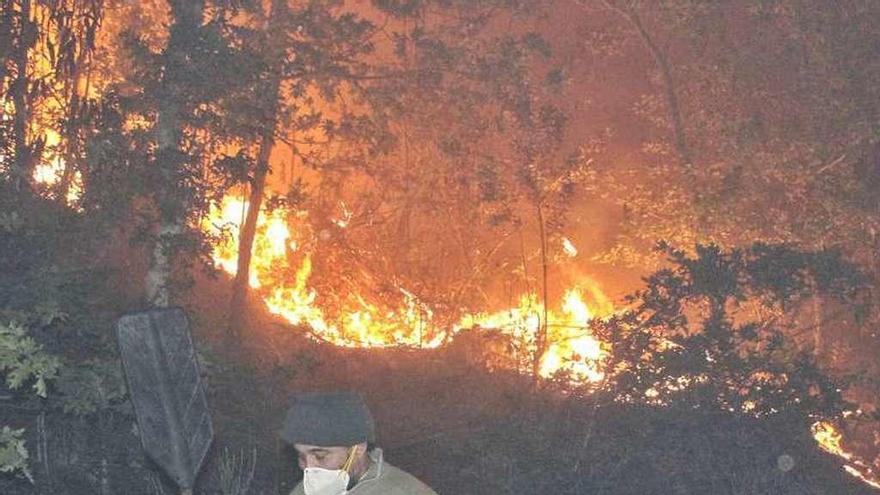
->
[1, 1, 879, 494]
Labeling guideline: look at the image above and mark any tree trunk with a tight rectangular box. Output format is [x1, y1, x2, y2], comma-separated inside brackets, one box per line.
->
[11, 0, 34, 192]
[228, 112, 277, 337]
[146, 220, 183, 307]
[36, 410, 49, 479]
[145, 0, 205, 307]
[145, 87, 185, 306]
[532, 202, 550, 384]
[58, 86, 81, 203]
[599, 0, 692, 168]
[59, 57, 86, 203]
[58, 0, 102, 203]
[810, 273, 824, 362]
[227, 0, 285, 338]
[812, 293, 823, 360]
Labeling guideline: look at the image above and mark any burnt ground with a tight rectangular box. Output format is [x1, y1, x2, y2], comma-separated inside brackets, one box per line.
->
[1, 272, 877, 495]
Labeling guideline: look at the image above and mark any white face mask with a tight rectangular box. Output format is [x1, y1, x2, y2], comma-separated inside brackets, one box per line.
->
[303, 466, 350, 495]
[302, 446, 358, 495]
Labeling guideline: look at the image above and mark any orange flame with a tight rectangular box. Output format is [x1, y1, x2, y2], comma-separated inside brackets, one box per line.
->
[208, 196, 445, 348]
[455, 288, 610, 383]
[206, 195, 610, 380]
[30, 130, 83, 205]
[207, 197, 292, 289]
[262, 253, 444, 348]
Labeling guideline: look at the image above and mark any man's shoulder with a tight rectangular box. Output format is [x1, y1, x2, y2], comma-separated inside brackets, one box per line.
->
[358, 461, 438, 495]
[289, 480, 305, 495]
[382, 462, 437, 492]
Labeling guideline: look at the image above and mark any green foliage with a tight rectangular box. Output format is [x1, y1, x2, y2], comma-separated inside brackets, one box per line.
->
[0, 297, 65, 482]
[592, 242, 861, 420]
[0, 184, 135, 482]
[0, 319, 60, 398]
[54, 359, 128, 416]
[0, 427, 31, 483]
[0, 212, 23, 232]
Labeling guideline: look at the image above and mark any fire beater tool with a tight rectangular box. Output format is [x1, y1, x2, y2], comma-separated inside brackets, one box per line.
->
[116, 307, 213, 495]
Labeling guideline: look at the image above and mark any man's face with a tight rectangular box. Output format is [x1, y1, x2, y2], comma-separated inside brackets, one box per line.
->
[294, 444, 354, 471]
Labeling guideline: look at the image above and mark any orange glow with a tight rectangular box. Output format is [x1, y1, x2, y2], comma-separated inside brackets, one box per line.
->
[31, 131, 83, 205]
[207, 197, 292, 289]
[5, 0, 95, 207]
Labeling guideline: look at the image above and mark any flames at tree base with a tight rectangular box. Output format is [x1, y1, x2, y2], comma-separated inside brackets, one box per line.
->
[207, 197, 611, 382]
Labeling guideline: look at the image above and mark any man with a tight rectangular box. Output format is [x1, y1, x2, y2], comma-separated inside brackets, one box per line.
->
[281, 391, 438, 495]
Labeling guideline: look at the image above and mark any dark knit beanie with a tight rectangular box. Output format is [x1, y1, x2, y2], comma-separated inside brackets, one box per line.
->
[280, 391, 375, 447]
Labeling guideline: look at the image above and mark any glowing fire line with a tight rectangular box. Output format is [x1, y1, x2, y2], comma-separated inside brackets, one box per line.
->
[812, 421, 880, 490]
[206, 197, 608, 381]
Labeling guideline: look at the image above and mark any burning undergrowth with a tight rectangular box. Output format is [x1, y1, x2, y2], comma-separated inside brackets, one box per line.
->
[206, 195, 613, 382]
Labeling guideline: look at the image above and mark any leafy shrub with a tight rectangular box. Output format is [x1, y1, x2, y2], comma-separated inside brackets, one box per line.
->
[592, 242, 864, 420]
[0, 427, 31, 482]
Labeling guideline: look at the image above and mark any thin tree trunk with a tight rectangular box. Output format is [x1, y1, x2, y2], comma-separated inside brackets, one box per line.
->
[145, 0, 205, 307]
[872, 227, 880, 343]
[146, 220, 183, 307]
[810, 240, 826, 361]
[11, 0, 34, 192]
[227, 0, 285, 337]
[515, 228, 531, 375]
[532, 202, 550, 384]
[37, 410, 49, 479]
[228, 108, 277, 336]
[59, 54, 85, 202]
[812, 293, 823, 360]
[598, 0, 692, 168]
[59, 1, 102, 202]
[0, 2, 8, 84]
[146, 88, 185, 306]
[100, 457, 110, 495]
